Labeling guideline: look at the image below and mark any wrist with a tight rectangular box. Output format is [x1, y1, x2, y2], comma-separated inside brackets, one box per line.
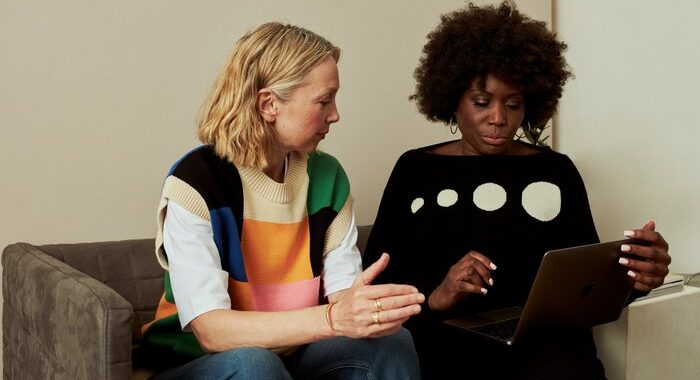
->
[325, 301, 338, 335]
[428, 286, 445, 311]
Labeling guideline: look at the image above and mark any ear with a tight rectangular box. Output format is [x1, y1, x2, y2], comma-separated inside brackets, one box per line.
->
[257, 88, 278, 123]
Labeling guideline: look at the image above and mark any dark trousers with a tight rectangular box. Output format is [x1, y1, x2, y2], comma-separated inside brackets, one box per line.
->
[413, 323, 607, 380]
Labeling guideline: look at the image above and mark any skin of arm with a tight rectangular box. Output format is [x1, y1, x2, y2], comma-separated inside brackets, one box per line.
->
[190, 253, 424, 353]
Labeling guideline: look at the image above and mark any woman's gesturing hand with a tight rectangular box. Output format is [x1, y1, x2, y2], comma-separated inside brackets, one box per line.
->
[329, 253, 424, 338]
[428, 251, 497, 311]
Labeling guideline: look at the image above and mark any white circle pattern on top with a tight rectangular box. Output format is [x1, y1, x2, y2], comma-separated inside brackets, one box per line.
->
[437, 189, 459, 207]
[521, 181, 561, 221]
[472, 182, 507, 211]
[410, 197, 425, 214]
[410, 181, 561, 221]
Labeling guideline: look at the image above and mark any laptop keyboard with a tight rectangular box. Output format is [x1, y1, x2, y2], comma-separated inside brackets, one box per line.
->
[469, 317, 520, 341]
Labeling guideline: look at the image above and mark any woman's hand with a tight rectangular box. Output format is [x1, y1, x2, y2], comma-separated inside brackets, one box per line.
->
[617, 220, 671, 292]
[329, 253, 425, 338]
[428, 251, 496, 311]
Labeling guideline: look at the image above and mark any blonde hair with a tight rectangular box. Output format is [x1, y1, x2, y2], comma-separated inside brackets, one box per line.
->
[197, 22, 341, 169]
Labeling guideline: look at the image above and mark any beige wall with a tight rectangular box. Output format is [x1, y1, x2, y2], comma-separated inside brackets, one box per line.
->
[0, 0, 547, 246]
[3, 2, 697, 269]
[554, 0, 700, 272]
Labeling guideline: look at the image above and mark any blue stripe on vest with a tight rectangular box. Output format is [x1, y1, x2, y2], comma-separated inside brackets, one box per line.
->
[210, 207, 247, 281]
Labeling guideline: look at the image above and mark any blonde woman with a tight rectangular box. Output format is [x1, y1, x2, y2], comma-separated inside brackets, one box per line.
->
[140, 22, 424, 379]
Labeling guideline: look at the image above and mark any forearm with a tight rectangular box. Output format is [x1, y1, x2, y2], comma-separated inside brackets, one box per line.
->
[427, 282, 470, 312]
[428, 285, 451, 311]
[191, 305, 335, 353]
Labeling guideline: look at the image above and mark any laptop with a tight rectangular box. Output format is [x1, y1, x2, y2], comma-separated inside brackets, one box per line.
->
[444, 239, 640, 346]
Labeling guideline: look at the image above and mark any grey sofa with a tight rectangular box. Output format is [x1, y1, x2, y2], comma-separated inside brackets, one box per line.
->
[2, 226, 373, 380]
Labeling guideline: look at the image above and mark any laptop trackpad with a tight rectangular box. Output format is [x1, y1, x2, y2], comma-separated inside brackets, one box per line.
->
[444, 306, 523, 329]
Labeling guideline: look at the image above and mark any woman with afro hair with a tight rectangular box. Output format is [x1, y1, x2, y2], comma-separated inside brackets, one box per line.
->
[363, 1, 671, 379]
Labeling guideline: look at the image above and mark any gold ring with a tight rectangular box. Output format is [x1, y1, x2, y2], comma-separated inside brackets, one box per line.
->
[372, 311, 380, 324]
[374, 298, 383, 311]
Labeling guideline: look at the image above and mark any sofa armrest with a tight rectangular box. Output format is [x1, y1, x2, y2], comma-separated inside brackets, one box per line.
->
[3, 243, 133, 380]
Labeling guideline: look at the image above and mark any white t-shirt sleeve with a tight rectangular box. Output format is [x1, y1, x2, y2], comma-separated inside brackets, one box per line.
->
[163, 200, 231, 331]
[322, 212, 363, 296]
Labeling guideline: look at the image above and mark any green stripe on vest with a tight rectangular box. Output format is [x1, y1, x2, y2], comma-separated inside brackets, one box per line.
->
[306, 151, 349, 214]
[142, 314, 206, 358]
[164, 271, 175, 303]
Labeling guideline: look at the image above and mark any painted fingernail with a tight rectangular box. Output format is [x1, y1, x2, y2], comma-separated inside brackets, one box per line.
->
[480, 288, 488, 294]
[627, 271, 637, 278]
[490, 263, 497, 270]
[624, 230, 635, 238]
[618, 257, 629, 265]
[620, 244, 631, 252]
[488, 278, 494, 286]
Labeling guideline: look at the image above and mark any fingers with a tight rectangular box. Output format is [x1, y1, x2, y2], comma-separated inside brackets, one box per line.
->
[368, 292, 425, 312]
[641, 219, 656, 231]
[456, 279, 490, 295]
[624, 221, 669, 253]
[358, 286, 424, 323]
[455, 251, 497, 293]
[619, 254, 669, 290]
[360, 283, 421, 300]
[619, 221, 672, 292]
[371, 323, 404, 338]
[356, 252, 390, 286]
[461, 251, 498, 271]
[363, 306, 417, 338]
[369, 300, 422, 324]
[631, 273, 664, 292]
[620, 242, 671, 265]
[366, 318, 406, 338]
[622, 226, 671, 265]
[338, 290, 422, 339]
[364, 287, 423, 319]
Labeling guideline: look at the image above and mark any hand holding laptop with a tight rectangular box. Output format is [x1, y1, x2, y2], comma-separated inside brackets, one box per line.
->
[616, 220, 671, 292]
[445, 238, 645, 345]
[428, 251, 497, 312]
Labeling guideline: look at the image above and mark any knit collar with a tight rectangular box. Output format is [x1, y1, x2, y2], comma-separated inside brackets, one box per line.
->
[238, 152, 306, 204]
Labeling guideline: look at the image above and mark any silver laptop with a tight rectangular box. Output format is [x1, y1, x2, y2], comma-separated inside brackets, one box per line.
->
[444, 239, 638, 345]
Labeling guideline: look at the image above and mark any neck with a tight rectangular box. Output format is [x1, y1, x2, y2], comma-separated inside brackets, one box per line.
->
[263, 152, 287, 183]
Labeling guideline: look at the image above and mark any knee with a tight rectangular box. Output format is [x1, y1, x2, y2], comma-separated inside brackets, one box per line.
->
[382, 327, 416, 353]
[373, 328, 420, 373]
[225, 347, 280, 363]
[212, 347, 289, 379]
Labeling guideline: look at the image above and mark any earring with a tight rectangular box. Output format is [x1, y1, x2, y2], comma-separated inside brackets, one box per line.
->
[449, 116, 457, 134]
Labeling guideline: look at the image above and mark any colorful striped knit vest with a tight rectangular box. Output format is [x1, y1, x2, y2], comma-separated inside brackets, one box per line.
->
[141, 145, 353, 358]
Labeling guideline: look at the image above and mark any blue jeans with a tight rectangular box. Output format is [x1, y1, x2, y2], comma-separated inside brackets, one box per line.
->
[153, 327, 420, 380]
